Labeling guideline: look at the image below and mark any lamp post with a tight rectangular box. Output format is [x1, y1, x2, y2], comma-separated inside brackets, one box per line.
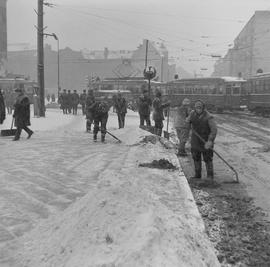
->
[44, 33, 60, 99]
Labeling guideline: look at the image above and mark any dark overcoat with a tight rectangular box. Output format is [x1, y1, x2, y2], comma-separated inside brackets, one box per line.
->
[189, 110, 217, 151]
[152, 97, 169, 122]
[114, 97, 127, 114]
[137, 95, 152, 115]
[13, 94, 31, 128]
[0, 92, 6, 124]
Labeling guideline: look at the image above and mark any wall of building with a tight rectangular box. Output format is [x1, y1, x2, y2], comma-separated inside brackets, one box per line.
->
[212, 11, 270, 78]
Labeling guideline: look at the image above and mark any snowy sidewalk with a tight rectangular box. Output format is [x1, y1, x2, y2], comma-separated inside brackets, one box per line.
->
[0, 109, 219, 266]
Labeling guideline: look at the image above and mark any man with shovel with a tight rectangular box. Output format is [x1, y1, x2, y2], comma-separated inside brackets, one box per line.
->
[187, 100, 217, 180]
[152, 90, 170, 136]
[174, 98, 191, 157]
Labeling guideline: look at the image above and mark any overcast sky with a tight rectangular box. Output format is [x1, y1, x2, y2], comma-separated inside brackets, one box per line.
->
[6, 0, 270, 75]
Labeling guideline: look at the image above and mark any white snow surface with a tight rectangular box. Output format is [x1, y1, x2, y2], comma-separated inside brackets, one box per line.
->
[1, 108, 219, 267]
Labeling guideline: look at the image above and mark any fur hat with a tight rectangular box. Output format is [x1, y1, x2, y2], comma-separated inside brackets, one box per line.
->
[182, 98, 191, 105]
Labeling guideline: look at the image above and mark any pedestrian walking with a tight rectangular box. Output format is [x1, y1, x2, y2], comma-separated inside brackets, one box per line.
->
[51, 93, 56, 103]
[85, 89, 95, 132]
[67, 90, 72, 114]
[114, 91, 127, 129]
[174, 98, 191, 156]
[4, 89, 14, 114]
[187, 100, 217, 179]
[152, 90, 170, 136]
[59, 89, 68, 114]
[72, 90, 80, 115]
[12, 87, 34, 141]
[79, 89, 87, 115]
[0, 89, 6, 124]
[137, 89, 152, 127]
[46, 93, 51, 103]
[89, 98, 109, 142]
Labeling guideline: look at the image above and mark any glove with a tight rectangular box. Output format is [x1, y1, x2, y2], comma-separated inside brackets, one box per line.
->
[204, 140, 213, 150]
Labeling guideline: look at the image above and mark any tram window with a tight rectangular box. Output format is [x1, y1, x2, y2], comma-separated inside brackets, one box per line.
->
[218, 87, 223, 94]
[226, 86, 232, 95]
[212, 88, 217, 94]
[232, 87, 240, 95]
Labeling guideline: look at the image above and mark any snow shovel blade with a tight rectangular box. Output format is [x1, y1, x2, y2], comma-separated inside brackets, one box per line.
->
[1, 129, 16, 136]
[1, 118, 16, 137]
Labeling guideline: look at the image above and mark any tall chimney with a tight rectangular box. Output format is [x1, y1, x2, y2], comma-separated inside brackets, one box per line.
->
[0, 0, 7, 76]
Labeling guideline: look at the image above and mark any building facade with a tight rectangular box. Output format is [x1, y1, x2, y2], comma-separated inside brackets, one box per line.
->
[212, 11, 270, 78]
[7, 40, 177, 93]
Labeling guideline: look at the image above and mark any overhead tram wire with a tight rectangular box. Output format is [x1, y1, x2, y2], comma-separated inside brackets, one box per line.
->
[55, 3, 247, 24]
[53, 3, 243, 49]
[48, 3, 264, 67]
[52, 4, 227, 61]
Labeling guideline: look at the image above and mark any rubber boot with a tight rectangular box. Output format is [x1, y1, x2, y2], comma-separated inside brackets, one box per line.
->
[157, 128, 162, 137]
[205, 161, 214, 180]
[190, 161, 202, 179]
[177, 143, 187, 157]
[101, 134, 105, 143]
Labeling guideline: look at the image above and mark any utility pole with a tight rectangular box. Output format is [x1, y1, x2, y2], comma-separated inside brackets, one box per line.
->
[161, 56, 164, 82]
[145, 39, 149, 69]
[37, 0, 45, 117]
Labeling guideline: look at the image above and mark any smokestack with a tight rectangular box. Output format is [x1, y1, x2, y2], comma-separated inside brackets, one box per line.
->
[0, 0, 7, 76]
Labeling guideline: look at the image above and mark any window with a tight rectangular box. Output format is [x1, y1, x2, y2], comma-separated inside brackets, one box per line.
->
[226, 86, 232, 95]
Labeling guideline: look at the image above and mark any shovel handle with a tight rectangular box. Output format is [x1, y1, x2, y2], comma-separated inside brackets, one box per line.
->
[166, 107, 170, 132]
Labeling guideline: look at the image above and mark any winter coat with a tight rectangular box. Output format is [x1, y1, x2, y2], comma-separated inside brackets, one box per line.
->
[85, 94, 95, 119]
[0, 92, 6, 124]
[137, 95, 152, 115]
[13, 94, 31, 128]
[189, 110, 217, 151]
[152, 97, 169, 122]
[114, 96, 127, 114]
[174, 105, 191, 129]
[79, 93, 87, 105]
[89, 101, 109, 119]
[71, 93, 80, 106]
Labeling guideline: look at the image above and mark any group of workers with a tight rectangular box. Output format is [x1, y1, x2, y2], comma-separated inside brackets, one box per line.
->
[137, 88, 217, 181]
[0, 85, 217, 181]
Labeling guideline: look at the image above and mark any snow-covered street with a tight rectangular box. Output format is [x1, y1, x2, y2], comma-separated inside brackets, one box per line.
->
[0, 109, 218, 267]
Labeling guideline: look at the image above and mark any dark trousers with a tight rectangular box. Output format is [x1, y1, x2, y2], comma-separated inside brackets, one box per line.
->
[191, 149, 213, 163]
[139, 114, 151, 127]
[117, 113, 126, 128]
[93, 115, 108, 135]
[15, 126, 33, 140]
[154, 120, 163, 136]
[72, 105, 78, 115]
[81, 104, 86, 115]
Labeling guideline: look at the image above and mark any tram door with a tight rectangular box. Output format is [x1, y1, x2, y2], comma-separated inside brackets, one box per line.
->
[224, 84, 233, 110]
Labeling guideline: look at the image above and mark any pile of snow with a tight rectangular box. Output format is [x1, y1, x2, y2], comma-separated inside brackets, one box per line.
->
[2, 110, 219, 266]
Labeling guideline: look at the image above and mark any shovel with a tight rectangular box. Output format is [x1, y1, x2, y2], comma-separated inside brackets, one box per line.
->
[163, 107, 170, 140]
[1, 118, 17, 137]
[192, 128, 239, 183]
[106, 130, 122, 143]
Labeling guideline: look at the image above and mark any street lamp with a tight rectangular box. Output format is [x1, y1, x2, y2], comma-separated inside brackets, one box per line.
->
[44, 32, 60, 99]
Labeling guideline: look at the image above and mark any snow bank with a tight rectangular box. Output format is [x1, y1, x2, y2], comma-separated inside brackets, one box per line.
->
[3, 111, 219, 267]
